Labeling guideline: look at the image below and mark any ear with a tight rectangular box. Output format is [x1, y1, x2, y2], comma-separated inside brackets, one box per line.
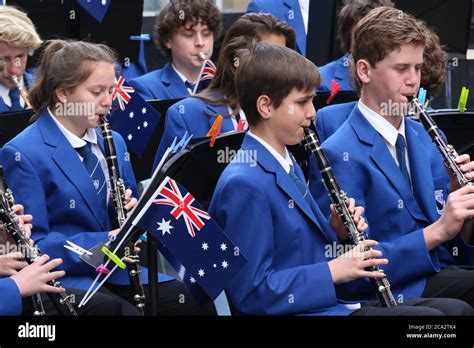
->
[164, 38, 172, 50]
[55, 87, 68, 104]
[256, 95, 272, 120]
[356, 59, 371, 85]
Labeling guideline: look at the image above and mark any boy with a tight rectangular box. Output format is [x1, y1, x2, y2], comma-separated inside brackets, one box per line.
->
[208, 42, 472, 315]
[129, 0, 222, 100]
[0, 6, 42, 112]
[313, 7, 474, 307]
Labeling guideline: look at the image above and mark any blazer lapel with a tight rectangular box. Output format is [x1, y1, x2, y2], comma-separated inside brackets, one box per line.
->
[242, 135, 328, 240]
[161, 63, 188, 98]
[0, 98, 9, 112]
[284, 0, 306, 55]
[38, 112, 107, 230]
[349, 109, 428, 222]
[406, 123, 438, 222]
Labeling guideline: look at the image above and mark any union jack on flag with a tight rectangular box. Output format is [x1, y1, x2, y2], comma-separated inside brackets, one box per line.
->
[136, 176, 247, 299]
[193, 59, 217, 94]
[153, 178, 211, 238]
[112, 76, 135, 111]
[108, 75, 161, 156]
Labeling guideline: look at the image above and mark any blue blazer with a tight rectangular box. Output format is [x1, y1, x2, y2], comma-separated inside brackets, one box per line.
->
[317, 54, 355, 92]
[315, 101, 357, 143]
[247, 0, 306, 56]
[0, 278, 22, 315]
[209, 133, 357, 316]
[0, 110, 172, 289]
[152, 97, 236, 172]
[0, 72, 33, 112]
[311, 107, 474, 302]
[128, 62, 189, 101]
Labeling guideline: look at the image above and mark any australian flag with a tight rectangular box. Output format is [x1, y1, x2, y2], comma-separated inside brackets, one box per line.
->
[136, 176, 247, 300]
[77, 0, 112, 23]
[108, 76, 160, 156]
[192, 59, 217, 94]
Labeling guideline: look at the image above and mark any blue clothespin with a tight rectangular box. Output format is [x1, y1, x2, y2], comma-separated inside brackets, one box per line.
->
[417, 87, 427, 106]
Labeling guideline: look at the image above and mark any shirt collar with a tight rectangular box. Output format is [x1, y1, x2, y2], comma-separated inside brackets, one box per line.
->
[247, 131, 293, 173]
[358, 100, 406, 147]
[48, 107, 98, 148]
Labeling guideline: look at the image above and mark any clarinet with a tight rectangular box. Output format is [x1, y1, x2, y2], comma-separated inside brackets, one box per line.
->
[409, 96, 473, 187]
[0, 183, 78, 316]
[99, 117, 146, 314]
[303, 128, 397, 307]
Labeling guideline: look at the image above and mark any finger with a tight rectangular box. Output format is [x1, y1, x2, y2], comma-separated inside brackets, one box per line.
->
[42, 284, 66, 294]
[34, 254, 51, 266]
[455, 154, 470, 165]
[5, 251, 24, 260]
[3, 268, 18, 277]
[124, 189, 132, 200]
[362, 270, 388, 279]
[361, 258, 389, 269]
[363, 249, 383, 260]
[43, 258, 63, 272]
[124, 198, 137, 211]
[12, 260, 29, 270]
[45, 270, 66, 282]
[358, 239, 378, 249]
[348, 198, 355, 214]
[20, 214, 33, 224]
[11, 204, 24, 215]
[134, 247, 141, 253]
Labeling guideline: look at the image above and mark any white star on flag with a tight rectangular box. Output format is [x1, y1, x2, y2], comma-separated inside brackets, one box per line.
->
[213, 264, 217, 268]
[156, 218, 173, 236]
[127, 134, 133, 141]
[141, 107, 147, 114]
[129, 112, 134, 119]
[198, 269, 205, 277]
[220, 243, 227, 251]
[202, 242, 209, 251]
[222, 260, 229, 269]
[143, 121, 148, 128]
[189, 277, 196, 284]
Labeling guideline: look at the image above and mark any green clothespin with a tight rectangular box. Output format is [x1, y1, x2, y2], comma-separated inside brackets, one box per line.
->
[457, 87, 469, 112]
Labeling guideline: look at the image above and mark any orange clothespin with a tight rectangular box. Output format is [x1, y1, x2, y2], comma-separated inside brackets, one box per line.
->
[326, 79, 341, 105]
[206, 114, 223, 147]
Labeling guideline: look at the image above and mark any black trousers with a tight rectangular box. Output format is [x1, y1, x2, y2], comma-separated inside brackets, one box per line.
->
[422, 265, 474, 307]
[106, 279, 217, 316]
[352, 297, 473, 315]
[22, 287, 141, 316]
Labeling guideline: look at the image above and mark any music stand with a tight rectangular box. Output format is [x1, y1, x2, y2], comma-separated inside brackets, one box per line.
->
[428, 110, 474, 158]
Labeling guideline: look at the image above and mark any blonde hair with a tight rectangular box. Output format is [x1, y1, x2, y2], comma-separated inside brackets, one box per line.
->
[0, 6, 42, 55]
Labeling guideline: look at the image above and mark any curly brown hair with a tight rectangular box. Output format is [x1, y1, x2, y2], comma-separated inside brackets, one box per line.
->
[420, 24, 448, 98]
[153, 0, 223, 59]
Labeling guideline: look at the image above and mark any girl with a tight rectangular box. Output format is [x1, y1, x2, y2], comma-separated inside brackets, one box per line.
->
[1, 40, 213, 315]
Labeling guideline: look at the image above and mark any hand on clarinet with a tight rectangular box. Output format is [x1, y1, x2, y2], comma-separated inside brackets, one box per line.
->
[450, 154, 474, 192]
[329, 198, 367, 242]
[123, 189, 137, 213]
[328, 240, 389, 284]
[10, 254, 66, 297]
